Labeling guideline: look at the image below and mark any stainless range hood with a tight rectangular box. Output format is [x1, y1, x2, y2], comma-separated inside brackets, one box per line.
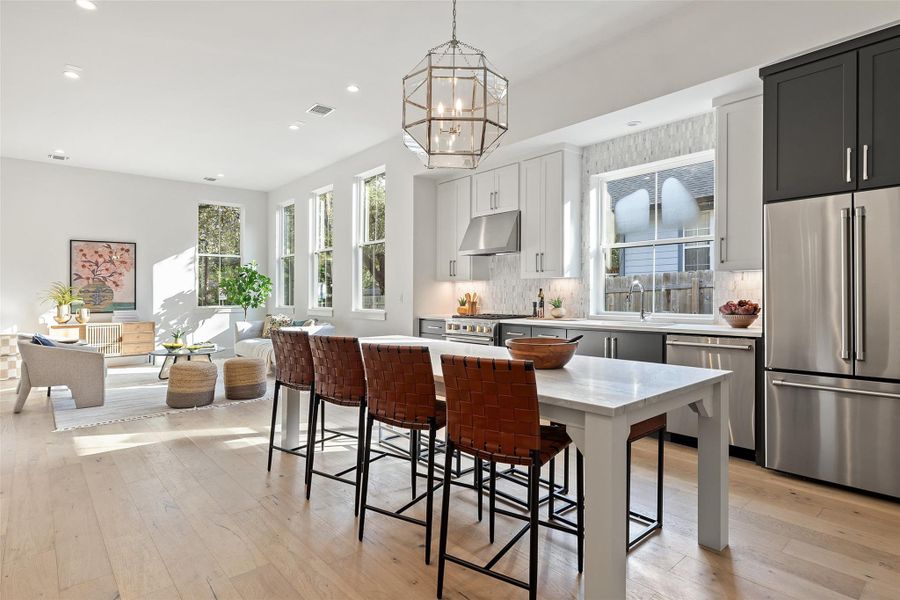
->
[458, 211, 520, 256]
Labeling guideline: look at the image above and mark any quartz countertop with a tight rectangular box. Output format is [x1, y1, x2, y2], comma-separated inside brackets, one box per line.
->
[418, 315, 762, 338]
[361, 336, 731, 417]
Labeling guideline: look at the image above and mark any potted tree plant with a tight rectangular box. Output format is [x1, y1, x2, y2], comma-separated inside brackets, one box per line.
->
[42, 282, 83, 324]
[220, 261, 273, 319]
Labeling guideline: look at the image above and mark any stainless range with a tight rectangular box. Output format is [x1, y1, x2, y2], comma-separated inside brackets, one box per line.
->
[444, 314, 530, 345]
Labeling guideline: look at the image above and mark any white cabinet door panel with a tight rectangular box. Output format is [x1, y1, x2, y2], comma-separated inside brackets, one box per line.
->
[454, 178, 473, 280]
[540, 152, 564, 276]
[473, 171, 495, 217]
[435, 180, 457, 281]
[521, 157, 543, 279]
[494, 163, 520, 213]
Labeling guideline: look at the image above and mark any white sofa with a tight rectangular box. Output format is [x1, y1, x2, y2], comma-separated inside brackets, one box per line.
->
[233, 320, 335, 372]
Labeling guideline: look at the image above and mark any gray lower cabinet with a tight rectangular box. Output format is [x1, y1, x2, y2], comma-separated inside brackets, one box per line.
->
[499, 324, 532, 345]
[418, 319, 445, 340]
[566, 329, 664, 363]
[530, 327, 566, 339]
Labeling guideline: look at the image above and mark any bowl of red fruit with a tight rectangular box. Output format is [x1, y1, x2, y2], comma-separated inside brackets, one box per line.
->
[719, 300, 760, 328]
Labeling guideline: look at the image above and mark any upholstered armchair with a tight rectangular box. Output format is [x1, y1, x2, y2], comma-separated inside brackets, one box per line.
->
[15, 337, 106, 413]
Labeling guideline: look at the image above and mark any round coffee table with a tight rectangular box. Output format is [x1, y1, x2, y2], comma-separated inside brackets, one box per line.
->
[149, 346, 224, 380]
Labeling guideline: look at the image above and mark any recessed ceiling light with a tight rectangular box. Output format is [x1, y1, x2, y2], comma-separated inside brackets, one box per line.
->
[346, 84, 360, 93]
[63, 65, 83, 80]
[626, 120, 642, 127]
[288, 121, 304, 131]
[216, 173, 225, 178]
[75, 0, 97, 10]
[48, 149, 70, 161]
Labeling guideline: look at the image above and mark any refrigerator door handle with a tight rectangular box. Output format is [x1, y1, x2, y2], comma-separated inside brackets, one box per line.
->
[772, 379, 900, 400]
[840, 208, 851, 360]
[855, 206, 866, 361]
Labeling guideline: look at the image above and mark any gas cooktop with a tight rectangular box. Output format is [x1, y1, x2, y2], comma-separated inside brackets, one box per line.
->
[451, 314, 530, 320]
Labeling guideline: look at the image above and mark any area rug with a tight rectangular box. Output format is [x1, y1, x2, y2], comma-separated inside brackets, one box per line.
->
[49, 360, 272, 431]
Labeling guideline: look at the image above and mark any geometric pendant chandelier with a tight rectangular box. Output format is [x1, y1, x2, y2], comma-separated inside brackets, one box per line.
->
[402, 0, 509, 169]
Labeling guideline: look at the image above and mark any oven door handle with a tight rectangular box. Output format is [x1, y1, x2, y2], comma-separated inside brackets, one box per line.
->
[444, 336, 492, 345]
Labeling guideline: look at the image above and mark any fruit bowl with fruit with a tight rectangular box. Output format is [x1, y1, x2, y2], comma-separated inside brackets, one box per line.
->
[719, 300, 761, 328]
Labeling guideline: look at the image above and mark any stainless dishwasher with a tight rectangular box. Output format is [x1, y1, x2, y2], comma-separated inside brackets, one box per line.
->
[665, 335, 756, 450]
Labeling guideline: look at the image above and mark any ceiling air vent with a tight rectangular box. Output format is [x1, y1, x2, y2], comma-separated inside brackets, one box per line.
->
[47, 151, 70, 161]
[202, 176, 217, 182]
[306, 103, 335, 117]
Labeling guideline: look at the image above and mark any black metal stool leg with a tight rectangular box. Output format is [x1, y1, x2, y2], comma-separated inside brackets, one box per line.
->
[357, 415, 375, 541]
[320, 401, 326, 451]
[489, 460, 497, 544]
[267, 381, 281, 471]
[354, 399, 367, 517]
[436, 440, 455, 599]
[305, 394, 320, 498]
[528, 457, 540, 600]
[576, 449, 584, 573]
[475, 457, 483, 522]
[425, 424, 437, 565]
[410, 429, 418, 500]
[548, 456, 556, 517]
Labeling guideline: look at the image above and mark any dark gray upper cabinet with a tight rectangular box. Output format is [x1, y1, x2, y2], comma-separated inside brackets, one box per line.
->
[763, 53, 857, 202]
[859, 36, 900, 190]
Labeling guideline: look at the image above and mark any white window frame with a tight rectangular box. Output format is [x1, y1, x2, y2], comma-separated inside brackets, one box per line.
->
[589, 150, 716, 321]
[308, 185, 334, 317]
[352, 166, 386, 319]
[196, 200, 244, 310]
[276, 200, 295, 309]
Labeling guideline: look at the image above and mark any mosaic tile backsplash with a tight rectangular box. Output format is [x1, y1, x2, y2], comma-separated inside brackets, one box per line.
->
[453, 113, 763, 321]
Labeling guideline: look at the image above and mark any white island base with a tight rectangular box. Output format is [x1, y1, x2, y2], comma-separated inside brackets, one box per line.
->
[278, 336, 731, 600]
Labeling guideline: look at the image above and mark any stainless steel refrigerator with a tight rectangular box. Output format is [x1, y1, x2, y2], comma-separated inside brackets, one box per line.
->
[764, 187, 900, 498]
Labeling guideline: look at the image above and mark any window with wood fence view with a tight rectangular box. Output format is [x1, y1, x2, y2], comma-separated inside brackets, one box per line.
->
[599, 153, 715, 315]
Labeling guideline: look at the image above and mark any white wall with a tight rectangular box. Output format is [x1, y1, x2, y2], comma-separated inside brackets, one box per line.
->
[0, 158, 268, 348]
[267, 136, 444, 337]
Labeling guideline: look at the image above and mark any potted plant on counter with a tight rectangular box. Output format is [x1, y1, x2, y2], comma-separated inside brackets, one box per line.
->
[42, 281, 83, 324]
[457, 296, 468, 315]
[220, 261, 273, 319]
[549, 297, 566, 319]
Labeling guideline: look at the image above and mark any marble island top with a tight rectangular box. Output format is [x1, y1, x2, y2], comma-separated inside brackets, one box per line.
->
[360, 336, 731, 418]
[418, 315, 762, 338]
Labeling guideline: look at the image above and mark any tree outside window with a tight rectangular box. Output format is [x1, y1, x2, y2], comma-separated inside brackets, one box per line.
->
[357, 172, 385, 311]
[278, 203, 295, 307]
[197, 203, 242, 306]
[310, 188, 333, 309]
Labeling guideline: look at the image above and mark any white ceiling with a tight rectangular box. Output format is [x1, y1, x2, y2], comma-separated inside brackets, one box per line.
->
[0, 0, 692, 191]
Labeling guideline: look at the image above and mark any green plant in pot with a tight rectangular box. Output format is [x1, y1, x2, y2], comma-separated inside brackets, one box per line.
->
[42, 281, 83, 324]
[549, 296, 566, 319]
[220, 261, 273, 319]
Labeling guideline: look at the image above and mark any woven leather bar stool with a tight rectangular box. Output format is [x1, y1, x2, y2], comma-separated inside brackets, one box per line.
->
[358, 344, 446, 564]
[626, 414, 666, 550]
[306, 335, 375, 516]
[268, 329, 322, 472]
[436, 355, 583, 600]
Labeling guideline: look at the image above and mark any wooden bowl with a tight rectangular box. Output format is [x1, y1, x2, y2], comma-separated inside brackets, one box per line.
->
[505, 337, 578, 369]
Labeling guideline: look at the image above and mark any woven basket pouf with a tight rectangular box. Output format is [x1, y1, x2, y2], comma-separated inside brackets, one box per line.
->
[166, 361, 218, 408]
[223, 357, 267, 400]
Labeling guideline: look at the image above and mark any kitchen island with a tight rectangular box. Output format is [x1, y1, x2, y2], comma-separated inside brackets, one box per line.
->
[279, 336, 731, 600]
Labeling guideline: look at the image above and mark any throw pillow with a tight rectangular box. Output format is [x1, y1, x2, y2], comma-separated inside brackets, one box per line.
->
[32, 333, 57, 347]
[262, 314, 293, 338]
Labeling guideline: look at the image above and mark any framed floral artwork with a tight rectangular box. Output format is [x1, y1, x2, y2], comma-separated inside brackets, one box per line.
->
[70, 240, 137, 312]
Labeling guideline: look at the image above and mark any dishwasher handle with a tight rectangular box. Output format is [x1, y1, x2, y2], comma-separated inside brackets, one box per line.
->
[666, 340, 753, 351]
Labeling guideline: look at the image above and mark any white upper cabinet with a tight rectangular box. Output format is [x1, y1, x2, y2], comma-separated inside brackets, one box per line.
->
[715, 93, 763, 271]
[435, 177, 489, 282]
[520, 149, 581, 279]
[473, 163, 519, 217]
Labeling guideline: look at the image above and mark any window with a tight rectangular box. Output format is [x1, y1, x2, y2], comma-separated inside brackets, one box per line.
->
[594, 151, 715, 316]
[309, 187, 333, 311]
[354, 170, 386, 312]
[277, 202, 295, 307]
[197, 203, 242, 306]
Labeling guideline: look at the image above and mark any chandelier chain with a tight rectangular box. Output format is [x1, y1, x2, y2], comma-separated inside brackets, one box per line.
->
[451, 0, 457, 42]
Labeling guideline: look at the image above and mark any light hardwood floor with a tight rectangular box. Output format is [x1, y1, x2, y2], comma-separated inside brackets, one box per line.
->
[2, 377, 899, 600]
